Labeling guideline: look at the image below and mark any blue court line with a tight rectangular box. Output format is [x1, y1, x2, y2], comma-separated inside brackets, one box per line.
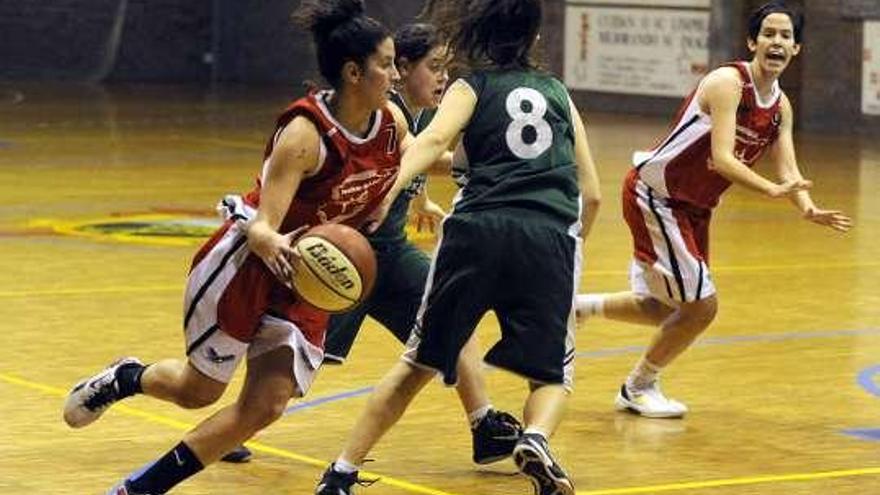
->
[283, 328, 880, 417]
[576, 327, 880, 359]
[284, 386, 374, 415]
[839, 365, 880, 442]
[857, 364, 880, 397]
[842, 428, 880, 442]
[0, 141, 13, 149]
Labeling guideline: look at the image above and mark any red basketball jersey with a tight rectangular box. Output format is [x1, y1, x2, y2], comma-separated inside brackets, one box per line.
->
[244, 89, 400, 233]
[634, 62, 783, 209]
[188, 91, 400, 345]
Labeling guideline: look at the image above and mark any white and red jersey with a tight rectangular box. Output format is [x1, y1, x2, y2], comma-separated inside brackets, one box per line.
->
[244, 89, 400, 231]
[186, 91, 400, 347]
[633, 61, 783, 210]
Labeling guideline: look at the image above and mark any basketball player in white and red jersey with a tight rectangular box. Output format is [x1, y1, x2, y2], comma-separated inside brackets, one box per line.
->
[60, 1, 423, 494]
[576, 0, 851, 418]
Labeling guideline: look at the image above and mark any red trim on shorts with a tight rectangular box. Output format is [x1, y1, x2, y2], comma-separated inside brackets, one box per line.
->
[622, 169, 658, 265]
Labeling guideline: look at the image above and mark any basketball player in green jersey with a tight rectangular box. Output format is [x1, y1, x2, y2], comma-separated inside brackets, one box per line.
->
[222, 23, 522, 467]
[316, 1, 601, 494]
[322, 22, 524, 466]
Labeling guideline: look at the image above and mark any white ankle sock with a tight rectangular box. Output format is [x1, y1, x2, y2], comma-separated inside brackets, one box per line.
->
[626, 357, 662, 391]
[468, 404, 492, 428]
[575, 293, 606, 317]
[333, 459, 358, 474]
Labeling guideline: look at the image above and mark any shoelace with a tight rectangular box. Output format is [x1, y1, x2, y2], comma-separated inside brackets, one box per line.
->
[492, 410, 523, 430]
[484, 410, 523, 436]
[325, 460, 380, 491]
[354, 459, 380, 488]
[353, 476, 378, 488]
[83, 377, 119, 411]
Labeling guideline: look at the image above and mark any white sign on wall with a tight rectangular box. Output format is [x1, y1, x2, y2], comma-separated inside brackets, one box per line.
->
[564, 5, 710, 97]
[863, 21, 880, 116]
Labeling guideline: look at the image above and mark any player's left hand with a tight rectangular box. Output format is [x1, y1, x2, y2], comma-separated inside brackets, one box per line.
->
[804, 207, 853, 232]
[411, 197, 446, 233]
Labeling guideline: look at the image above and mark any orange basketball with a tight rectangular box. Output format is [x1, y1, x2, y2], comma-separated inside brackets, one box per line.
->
[290, 224, 377, 313]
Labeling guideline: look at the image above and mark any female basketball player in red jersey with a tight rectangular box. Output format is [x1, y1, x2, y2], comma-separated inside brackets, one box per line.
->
[62, 1, 416, 493]
[576, 1, 852, 419]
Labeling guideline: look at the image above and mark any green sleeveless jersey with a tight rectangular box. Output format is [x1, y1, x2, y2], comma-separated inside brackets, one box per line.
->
[369, 91, 434, 247]
[453, 70, 580, 228]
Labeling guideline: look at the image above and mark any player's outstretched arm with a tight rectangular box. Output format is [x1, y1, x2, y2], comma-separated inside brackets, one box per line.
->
[399, 80, 475, 188]
[768, 95, 853, 232]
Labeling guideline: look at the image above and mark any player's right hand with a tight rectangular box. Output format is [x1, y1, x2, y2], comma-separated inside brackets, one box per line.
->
[768, 178, 812, 198]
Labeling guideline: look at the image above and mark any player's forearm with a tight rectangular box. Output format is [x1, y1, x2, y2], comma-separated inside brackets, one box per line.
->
[245, 218, 281, 255]
[399, 131, 446, 187]
[788, 190, 815, 214]
[776, 162, 815, 213]
[710, 155, 777, 196]
[580, 197, 600, 240]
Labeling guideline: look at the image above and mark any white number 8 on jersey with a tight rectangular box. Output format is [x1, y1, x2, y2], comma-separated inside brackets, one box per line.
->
[505, 87, 553, 159]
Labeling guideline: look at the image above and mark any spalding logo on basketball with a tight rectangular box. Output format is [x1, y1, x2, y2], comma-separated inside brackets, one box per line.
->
[291, 224, 377, 313]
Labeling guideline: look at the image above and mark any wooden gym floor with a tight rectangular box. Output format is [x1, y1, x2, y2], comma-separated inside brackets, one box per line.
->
[0, 83, 878, 495]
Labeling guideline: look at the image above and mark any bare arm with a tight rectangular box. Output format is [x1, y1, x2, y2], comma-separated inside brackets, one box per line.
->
[394, 80, 475, 197]
[246, 116, 320, 280]
[569, 97, 601, 240]
[769, 94, 813, 210]
[365, 82, 473, 232]
[701, 69, 810, 198]
[388, 101, 415, 157]
[768, 95, 853, 232]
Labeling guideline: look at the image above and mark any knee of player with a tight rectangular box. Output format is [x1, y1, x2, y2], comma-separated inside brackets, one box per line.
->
[241, 395, 289, 429]
[680, 296, 718, 327]
[636, 294, 672, 315]
[177, 387, 224, 409]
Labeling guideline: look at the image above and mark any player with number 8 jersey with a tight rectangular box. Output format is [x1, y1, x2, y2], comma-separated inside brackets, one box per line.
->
[452, 72, 582, 230]
[316, 2, 602, 494]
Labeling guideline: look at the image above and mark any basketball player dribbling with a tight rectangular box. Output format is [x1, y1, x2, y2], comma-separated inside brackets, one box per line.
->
[62, 1, 420, 493]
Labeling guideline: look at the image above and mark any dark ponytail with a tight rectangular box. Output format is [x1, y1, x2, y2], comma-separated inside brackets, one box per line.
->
[293, 0, 391, 88]
[422, 0, 542, 71]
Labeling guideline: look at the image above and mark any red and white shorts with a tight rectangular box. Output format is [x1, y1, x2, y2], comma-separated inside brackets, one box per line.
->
[181, 217, 327, 395]
[622, 171, 715, 307]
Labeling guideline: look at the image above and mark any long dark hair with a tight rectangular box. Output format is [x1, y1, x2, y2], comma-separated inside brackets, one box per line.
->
[293, 0, 391, 89]
[747, 1, 804, 44]
[421, 0, 542, 71]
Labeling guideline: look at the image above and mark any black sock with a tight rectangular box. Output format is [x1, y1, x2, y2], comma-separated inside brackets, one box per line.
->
[115, 362, 146, 398]
[127, 442, 204, 494]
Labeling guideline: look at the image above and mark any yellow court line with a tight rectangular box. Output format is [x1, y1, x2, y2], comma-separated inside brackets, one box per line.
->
[3, 372, 879, 495]
[0, 372, 459, 495]
[577, 467, 880, 494]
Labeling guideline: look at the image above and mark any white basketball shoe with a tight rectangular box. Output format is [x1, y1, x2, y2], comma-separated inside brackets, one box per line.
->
[615, 381, 688, 418]
[64, 357, 143, 428]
